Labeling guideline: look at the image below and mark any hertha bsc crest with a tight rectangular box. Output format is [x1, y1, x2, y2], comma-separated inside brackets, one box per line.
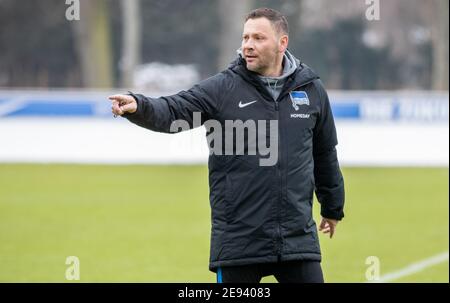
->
[290, 91, 310, 111]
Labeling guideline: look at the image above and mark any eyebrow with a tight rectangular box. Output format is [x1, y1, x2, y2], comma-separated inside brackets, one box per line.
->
[242, 32, 266, 36]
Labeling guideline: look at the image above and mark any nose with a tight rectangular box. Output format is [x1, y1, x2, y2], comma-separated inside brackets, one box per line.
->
[242, 39, 254, 52]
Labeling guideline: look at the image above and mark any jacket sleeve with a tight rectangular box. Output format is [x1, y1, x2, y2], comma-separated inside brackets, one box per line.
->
[122, 73, 226, 133]
[312, 79, 345, 220]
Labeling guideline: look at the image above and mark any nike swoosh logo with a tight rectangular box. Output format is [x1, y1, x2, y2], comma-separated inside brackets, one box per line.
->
[238, 100, 258, 108]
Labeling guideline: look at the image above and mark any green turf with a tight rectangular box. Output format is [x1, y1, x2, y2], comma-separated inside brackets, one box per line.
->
[0, 164, 448, 282]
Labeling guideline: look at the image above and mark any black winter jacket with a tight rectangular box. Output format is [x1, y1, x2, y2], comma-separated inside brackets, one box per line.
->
[124, 55, 345, 272]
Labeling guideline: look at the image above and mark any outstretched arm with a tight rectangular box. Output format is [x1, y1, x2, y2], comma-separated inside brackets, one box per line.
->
[108, 73, 227, 133]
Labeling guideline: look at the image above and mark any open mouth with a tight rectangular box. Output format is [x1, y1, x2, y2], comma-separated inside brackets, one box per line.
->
[245, 55, 258, 62]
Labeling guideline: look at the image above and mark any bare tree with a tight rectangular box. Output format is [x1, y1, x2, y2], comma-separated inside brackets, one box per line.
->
[72, 0, 113, 88]
[120, 0, 141, 88]
[217, 0, 254, 70]
[431, 0, 449, 90]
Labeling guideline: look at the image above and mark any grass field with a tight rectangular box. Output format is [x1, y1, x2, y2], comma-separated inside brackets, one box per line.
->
[0, 164, 448, 282]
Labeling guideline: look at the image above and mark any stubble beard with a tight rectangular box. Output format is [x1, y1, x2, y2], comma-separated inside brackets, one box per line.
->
[246, 47, 279, 76]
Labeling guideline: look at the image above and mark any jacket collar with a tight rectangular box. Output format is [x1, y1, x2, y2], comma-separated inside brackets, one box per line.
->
[228, 53, 319, 101]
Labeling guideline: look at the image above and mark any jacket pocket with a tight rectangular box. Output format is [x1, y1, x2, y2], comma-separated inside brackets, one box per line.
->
[225, 168, 274, 224]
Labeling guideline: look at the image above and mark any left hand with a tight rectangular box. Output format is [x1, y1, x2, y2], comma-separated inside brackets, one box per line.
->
[319, 217, 339, 239]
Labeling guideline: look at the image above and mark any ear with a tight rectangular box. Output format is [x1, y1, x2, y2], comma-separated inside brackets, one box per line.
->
[278, 35, 289, 53]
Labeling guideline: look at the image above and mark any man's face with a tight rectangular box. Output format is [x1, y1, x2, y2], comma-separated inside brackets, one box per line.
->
[241, 18, 284, 75]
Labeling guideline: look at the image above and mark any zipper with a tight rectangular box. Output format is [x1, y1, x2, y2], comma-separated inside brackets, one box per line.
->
[272, 78, 316, 260]
[273, 79, 295, 261]
[260, 77, 318, 261]
[274, 99, 283, 260]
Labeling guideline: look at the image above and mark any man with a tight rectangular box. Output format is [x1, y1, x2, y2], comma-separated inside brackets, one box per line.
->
[109, 8, 345, 283]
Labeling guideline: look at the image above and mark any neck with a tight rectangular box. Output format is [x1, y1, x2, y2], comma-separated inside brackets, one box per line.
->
[260, 53, 284, 77]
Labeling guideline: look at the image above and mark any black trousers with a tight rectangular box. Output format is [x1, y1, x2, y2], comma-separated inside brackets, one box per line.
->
[217, 260, 324, 283]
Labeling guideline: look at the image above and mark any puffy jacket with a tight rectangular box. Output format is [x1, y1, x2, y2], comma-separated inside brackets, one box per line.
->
[124, 55, 345, 272]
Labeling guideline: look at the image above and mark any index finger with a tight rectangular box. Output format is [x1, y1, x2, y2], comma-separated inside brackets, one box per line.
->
[108, 95, 128, 102]
[329, 224, 335, 238]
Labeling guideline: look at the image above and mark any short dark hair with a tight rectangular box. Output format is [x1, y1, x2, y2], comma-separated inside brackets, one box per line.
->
[245, 7, 289, 35]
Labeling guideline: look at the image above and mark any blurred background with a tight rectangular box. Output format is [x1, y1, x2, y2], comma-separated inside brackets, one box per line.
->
[0, 0, 448, 282]
[0, 0, 448, 90]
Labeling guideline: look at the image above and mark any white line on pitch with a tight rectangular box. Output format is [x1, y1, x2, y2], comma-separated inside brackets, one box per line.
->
[373, 251, 449, 283]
